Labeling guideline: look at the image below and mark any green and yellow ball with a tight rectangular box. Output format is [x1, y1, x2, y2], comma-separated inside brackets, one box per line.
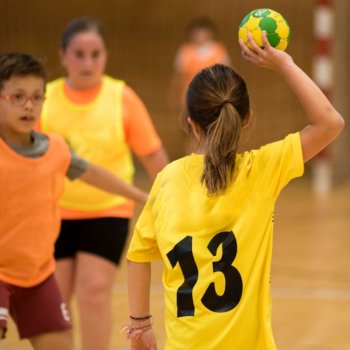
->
[238, 8, 290, 51]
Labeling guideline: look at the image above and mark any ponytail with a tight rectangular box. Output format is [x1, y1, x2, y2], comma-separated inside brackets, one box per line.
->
[186, 64, 250, 196]
[201, 103, 242, 195]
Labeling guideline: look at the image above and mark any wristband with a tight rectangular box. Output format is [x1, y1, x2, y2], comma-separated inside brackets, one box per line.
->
[129, 314, 152, 321]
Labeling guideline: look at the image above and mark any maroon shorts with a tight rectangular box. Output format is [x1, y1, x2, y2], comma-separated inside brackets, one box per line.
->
[0, 274, 71, 339]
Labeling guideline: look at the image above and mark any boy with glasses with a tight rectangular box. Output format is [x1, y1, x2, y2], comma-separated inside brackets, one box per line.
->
[0, 52, 147, 350]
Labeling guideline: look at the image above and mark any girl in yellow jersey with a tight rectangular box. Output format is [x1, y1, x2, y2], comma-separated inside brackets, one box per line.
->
[40, 18, 168, 350]
[126, 33, 344, 349]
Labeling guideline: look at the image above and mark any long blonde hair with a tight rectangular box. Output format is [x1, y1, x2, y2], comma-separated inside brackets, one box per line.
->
[185, 64, 250, 195]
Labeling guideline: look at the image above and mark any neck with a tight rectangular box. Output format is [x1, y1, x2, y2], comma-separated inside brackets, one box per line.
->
[65, 77, 102, 91]
[64, 79, 103, 104]
[194, 146, 205, 154]
[0, 130, 33, 148]
[192, 138, 205, 154]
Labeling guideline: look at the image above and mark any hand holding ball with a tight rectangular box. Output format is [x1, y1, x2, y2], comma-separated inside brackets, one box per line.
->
[238, 8, 290, 51]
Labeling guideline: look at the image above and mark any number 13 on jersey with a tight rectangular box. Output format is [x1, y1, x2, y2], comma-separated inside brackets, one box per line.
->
[166, 231, 243, 317]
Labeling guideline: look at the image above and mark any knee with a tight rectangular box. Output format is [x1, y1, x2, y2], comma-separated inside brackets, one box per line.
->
[75, 277, 113, 305]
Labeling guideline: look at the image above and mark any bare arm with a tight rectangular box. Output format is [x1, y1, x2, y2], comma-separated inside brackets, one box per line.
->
[127, 260, 157, 350]
[239, 33, 344, 162]
[138, 147, 169, 180]
[79, 162, 148, 204]
[128, 261, 151, 318]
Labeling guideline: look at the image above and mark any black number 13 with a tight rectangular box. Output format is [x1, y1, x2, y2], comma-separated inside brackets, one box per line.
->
[166, 231, 243, 317]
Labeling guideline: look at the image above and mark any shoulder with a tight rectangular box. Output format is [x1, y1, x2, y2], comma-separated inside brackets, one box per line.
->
[32, 132, 71, 162]
[103, 75, 125, 88]
[239, 133, 304, 197]
[247, 132, 299, 153]
[237, 133, 303, 175]
[257, 133, 302, 158]
[174, 43, 194, 65]
[122, 84, 146, 108]
[214, 41, 228, 52]
[100, 76, 127, 100]
[154, 157, 190, 185]
[161, 157, 187, 173]
[147, 158, 188, 197]
[45, 132, 69, 150]
[46, 77, 65, 91]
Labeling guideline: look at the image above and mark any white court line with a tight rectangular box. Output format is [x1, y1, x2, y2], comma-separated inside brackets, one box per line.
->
[113, 283, 350, 300]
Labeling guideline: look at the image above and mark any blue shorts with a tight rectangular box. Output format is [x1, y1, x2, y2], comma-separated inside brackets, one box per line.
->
[54, 217, 130, 265]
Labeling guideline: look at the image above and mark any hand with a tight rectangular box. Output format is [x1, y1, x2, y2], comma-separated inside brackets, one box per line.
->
[239, 32, 293, 72]
[130, 329, 157, 350]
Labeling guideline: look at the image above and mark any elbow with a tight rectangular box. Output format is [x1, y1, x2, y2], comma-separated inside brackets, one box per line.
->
[330, 112, 345, 137]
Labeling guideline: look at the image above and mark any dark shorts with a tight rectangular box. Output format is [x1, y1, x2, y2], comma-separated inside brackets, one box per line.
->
[0, 275, 71, 339]
[54, 217, 130, 265]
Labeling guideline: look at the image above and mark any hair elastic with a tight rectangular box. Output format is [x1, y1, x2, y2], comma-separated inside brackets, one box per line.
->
[221, 99, 232, 108]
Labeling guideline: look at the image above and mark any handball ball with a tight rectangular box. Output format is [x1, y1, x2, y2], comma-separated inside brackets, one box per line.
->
[238, 8, 290, 51]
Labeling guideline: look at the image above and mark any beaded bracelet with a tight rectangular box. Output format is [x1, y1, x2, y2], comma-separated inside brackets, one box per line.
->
[121, 320, 153, 339]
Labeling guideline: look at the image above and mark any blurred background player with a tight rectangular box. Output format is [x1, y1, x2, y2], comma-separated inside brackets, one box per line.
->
[169, 17, 231, 155]
[125, 33, 344, 349]
[0, 52, 148, 350]
[169, 17, 231, 110]
[39, 17, 168, 350]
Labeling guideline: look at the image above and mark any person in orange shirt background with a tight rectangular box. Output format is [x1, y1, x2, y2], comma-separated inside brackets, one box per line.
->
[170, 17, 231, 109]
[169, 17, 231, 155]
[40, 17, 168, 350]
[0, 52, 148, 349]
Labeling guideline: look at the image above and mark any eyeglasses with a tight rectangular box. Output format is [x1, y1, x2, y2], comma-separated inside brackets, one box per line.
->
[0, 92, 46, 107]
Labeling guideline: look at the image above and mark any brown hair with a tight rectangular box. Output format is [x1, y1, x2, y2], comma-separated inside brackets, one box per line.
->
[0, 53, 47, 91]
[60, 17, 106, 51]
[185, 64, 250, 195]
[187, 17, 218, 38]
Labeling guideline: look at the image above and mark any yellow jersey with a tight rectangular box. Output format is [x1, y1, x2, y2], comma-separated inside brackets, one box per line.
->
[127, 133, 304, 350]
[41, 76, 134, 211]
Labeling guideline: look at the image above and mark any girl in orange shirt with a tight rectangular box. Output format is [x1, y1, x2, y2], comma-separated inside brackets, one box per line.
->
[170, 17, 231, 108]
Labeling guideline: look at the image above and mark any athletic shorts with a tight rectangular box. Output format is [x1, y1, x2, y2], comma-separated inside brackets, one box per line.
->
[54, 217, 130, 265]
[0, 274, 71, 339]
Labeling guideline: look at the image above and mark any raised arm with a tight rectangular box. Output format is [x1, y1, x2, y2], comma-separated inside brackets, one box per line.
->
[239, 32, 344, 162]
[79, 162, 148, 204]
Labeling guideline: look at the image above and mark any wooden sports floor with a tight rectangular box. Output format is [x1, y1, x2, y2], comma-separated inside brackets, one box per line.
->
[2, 176, 350, 350]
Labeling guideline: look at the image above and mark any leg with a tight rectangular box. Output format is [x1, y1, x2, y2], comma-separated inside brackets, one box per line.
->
[54, 220, 81, 318]
[0, 280, 10, 341]
[73, 217, 129, 350]
[55, 258, 76, 306]
[75, 252, 117, 350]
[11, 275, 72, 347]
[29, 330, 73, 350]
[55, 258, 76, 342]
